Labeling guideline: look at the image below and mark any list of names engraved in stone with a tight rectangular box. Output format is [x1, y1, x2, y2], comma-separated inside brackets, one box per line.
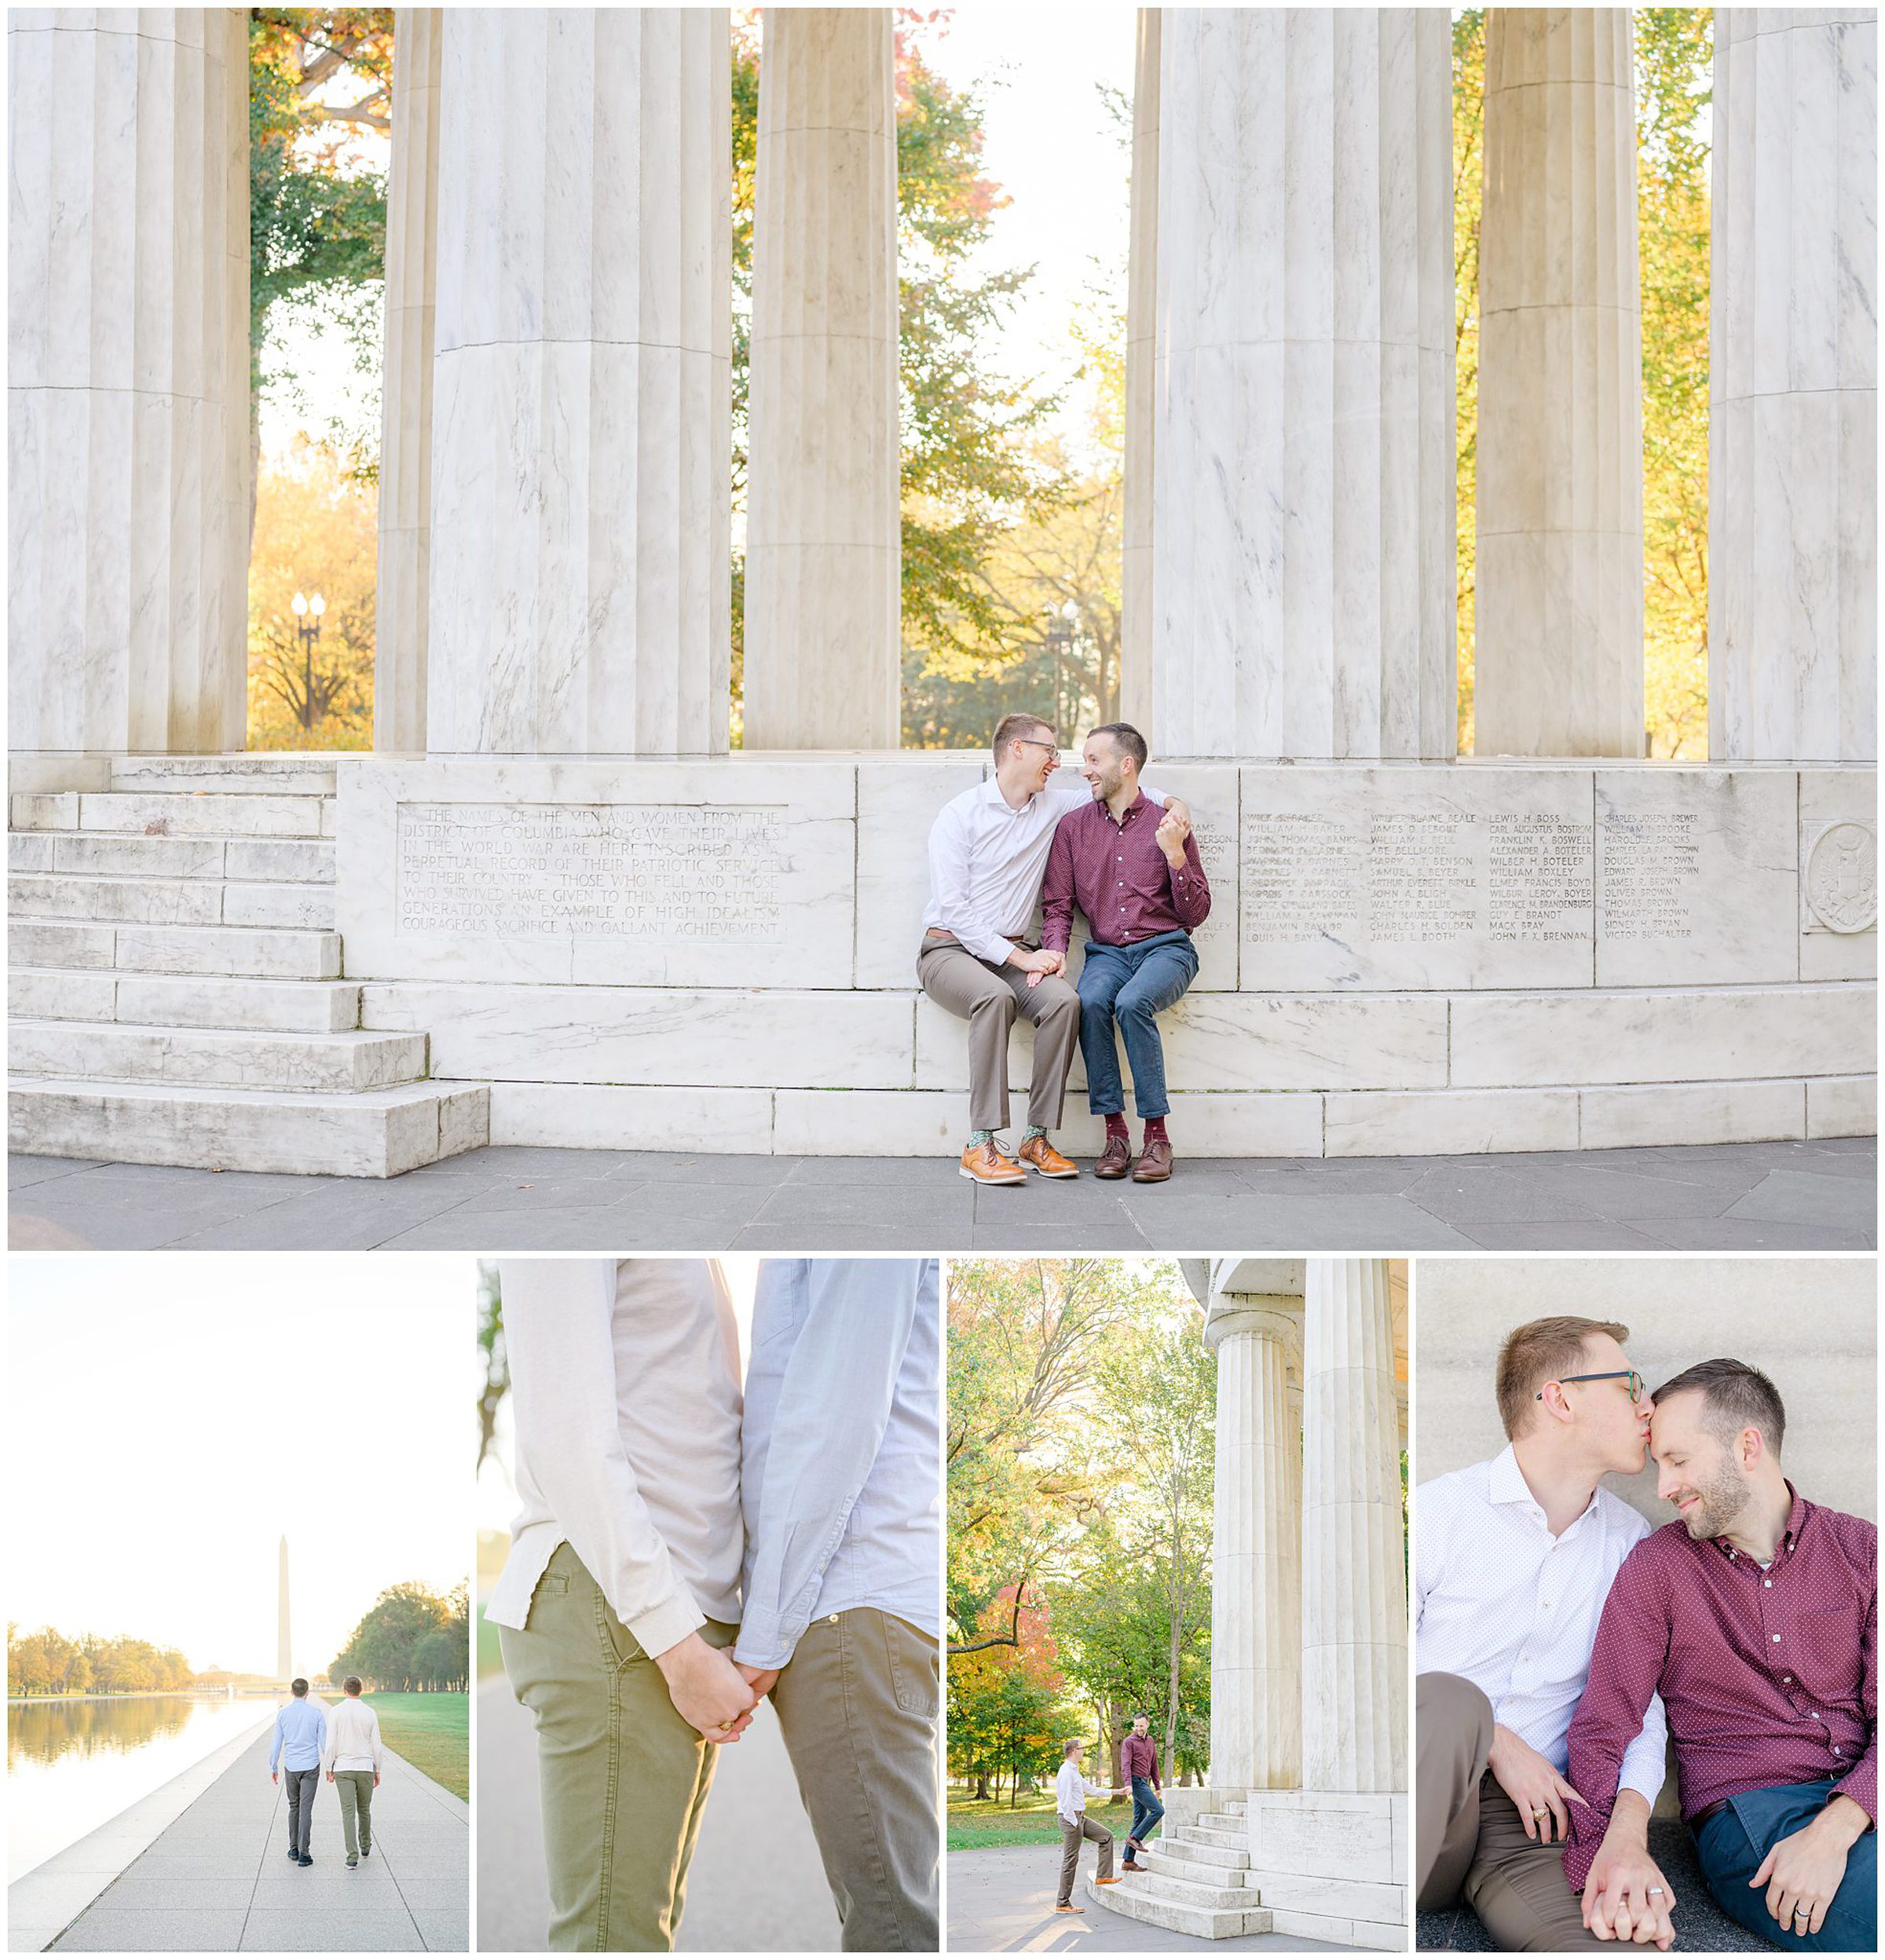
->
[396, 803, 789, 939]
[1246, 806, 1591, 946]
[1600, 809, 1700, 942]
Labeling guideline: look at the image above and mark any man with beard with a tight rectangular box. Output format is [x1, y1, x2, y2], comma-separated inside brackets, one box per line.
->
[1415, 1315, 1678, 1951]
[1565, 1359, 1876, 1952]
[1040, 723, 1209, 1184]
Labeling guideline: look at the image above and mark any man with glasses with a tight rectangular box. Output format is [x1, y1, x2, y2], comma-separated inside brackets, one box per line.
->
[918, 713, 1188, 1186]
[1415, 1315, 1679, 1951]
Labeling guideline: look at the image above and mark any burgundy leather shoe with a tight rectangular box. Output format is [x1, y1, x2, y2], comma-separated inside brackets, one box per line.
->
[1132, 1137, 1173, 1182]
[1094, 1133, 1132, 1179]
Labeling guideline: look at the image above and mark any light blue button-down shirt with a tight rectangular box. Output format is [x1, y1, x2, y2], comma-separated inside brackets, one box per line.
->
[735, 1259, 940, 1669]
[269, 1695, 328, 1773]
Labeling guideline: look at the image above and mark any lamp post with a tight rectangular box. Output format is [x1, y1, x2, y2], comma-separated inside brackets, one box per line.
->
[291, 591, 326, 729]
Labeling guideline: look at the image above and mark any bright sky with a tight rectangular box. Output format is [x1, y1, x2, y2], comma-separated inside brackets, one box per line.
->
[475, 1256, 761, 1538]
[9, 1256, 473, 1678]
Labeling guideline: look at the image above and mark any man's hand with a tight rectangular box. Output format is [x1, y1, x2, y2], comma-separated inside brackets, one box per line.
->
[1486, 1723, 1590, 1844]
[1155, 807, 1192, 868]
[653, 1630, 759, 1744]
[372, 1773, 380, 1788]
[325, 1771, 334, 1783]
[736, 1662, 780, 1700]
[1582, 1798, 1675, 1948]
[1008, 945, 1064, 989]
[271, 1771, 279, 1786]
[1749, 1796, 1866, 1939]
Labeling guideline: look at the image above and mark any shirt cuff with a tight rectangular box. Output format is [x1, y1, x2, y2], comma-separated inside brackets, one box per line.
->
[626, 1588, 705, 1662]
[1832, 1767, 1876, 1826]
[732, 1603, 798, 1670]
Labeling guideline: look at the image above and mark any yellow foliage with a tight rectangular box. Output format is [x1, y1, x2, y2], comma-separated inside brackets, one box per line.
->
[247, 437, 377, 751]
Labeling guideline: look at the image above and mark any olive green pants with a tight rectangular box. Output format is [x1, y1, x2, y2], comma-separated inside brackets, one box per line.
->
[333, 1769, 374, 1859]
[500, 1542, 736, 1952]
[770, 1609, 940, 1952]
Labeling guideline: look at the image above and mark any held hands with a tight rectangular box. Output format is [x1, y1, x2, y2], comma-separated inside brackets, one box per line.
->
[1748, 1799, 1865, 1940]
[653, 1630, 759, 1746]
[736, 1662, 781, 1701]
[1155, 808, 1192, 868]
[1582, 1812, 1677, 1949]
[1008, 945, 1065, 991]
[1486, 1723, 1590, 1845]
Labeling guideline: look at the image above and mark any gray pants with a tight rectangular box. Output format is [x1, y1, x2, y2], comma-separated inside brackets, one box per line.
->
[282, 1765, 318, 1857]
[1059, 1814, 1113, 1906]
[916, 935, 1079, 1133]
[771, 1609, 939, 1952]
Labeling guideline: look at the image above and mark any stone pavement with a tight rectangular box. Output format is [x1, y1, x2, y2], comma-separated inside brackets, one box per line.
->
[9, 1135, 1874, 1252]
[948, 1846, 1350, 1953]
[477, 1675, 839, 1952]
[38, 1728, 467, 1952]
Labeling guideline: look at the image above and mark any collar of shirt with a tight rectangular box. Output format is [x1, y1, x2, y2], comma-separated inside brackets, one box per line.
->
[979, 774, 1040, 817]
[1105, 790, 1151, 828]
[1487, 1442, 1602, 1538]
[1701, 1480, 1810, 1569]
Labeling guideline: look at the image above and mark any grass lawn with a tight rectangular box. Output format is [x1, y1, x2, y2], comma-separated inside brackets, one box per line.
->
[328, 1691, 468, 1800]
[948, 1793, 1137, 1851]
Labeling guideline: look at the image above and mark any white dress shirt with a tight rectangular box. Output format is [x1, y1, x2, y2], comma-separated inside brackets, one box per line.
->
[922, 770, 1166, 966]
[1055, 1758, 1107, 1827]
[1416, 1444, 1668, 1805]
[485, 1259, 745, 1660]
[321, 1695, 384, 1776]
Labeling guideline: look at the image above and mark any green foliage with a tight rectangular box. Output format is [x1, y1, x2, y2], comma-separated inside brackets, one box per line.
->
[329, 1581, 470, 1692]
[948, 1791, 1136, 1850]
[337, 1688, 468, 1797]
[946, 1589, 1068, 1804]
[7, 1625, 192, 1696]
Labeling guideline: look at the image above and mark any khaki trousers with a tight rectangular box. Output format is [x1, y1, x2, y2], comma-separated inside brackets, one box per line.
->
[1416, 1672, 1606, 1951]
[334, 1768, 374, 1858]
[1058, 1814, 1113, 1907]
[771, 1608, 940, 1953]
[915, 936, 1079, 1133]
[500, 1541, 736, 1952]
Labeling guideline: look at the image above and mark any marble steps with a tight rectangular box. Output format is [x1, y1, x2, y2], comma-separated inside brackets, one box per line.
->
[1085, 1869, 1272, 1940]
[11, 791, 335, 839]
[9, 832, 335, 882]
[7, 1077, 490, 1178]
[11, 919, 345, 980]
[1153, 1827, 1252, 1869]
[9, 969, 364, 1033]
[1169, 1822, 1249, 1852]
[9, 1022, 427, 1094]
[9, 872, 335, 931]
[1196, 1810, 1249, 1832]
[1128, 1864, 1269, 1912]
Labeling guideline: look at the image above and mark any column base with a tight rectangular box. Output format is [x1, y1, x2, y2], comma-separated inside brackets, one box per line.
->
[1243, 1789, 1407, 1952]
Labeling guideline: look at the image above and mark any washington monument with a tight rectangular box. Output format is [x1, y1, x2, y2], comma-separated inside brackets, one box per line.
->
[277, 1534, 291, 1680]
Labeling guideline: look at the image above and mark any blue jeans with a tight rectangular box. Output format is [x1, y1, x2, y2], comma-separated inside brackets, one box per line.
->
[1694, 1779, 1877, 1952]
[1127, 1776, 1165, 1853]
[1077, 931, 1199, 1120]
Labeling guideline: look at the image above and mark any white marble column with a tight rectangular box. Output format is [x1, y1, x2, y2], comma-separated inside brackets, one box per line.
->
[1475, 9, 1645, 758]
[1301, 1257, 1407, 1794]
[374, 9, 442, 753]
[1119, 6, 1159, 737]
[427, 8, 731, 755]
[742, 8, 899, 750]
[9, 7, 251, 753]
[1709, 9, 1877, 763]
[1152, 8, 1455, 761]
[1204, 1290, 1303, 1790]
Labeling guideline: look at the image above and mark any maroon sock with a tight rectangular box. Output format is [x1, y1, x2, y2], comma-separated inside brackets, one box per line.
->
[1144, 1116, 1169, 1145]
[1105, 1113, 1129, 1142]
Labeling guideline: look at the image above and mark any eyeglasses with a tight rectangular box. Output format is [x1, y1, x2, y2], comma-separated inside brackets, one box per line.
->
[1013, 737, 1061, 762]
[1539, 1370, 1645, 1403]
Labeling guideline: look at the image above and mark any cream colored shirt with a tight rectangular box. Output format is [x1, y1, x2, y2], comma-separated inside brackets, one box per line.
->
[320, 1695, 383, 1776]
[485, 1260, 745, 1659]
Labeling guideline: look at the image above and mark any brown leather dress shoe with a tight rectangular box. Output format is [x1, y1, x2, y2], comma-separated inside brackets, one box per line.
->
[1095, 1874, 1122, 1885]
[1132, 1136, 1174, 1182]
[1093, 1132, 1132, 1179]
[1055, 1903, 1084, 1913]
[959, 1140, 1026, 1186]
[1019, 1133, 1079, 1178]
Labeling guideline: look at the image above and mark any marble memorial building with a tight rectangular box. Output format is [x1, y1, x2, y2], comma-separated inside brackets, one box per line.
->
[7, 8, 1878, 1174]
[1089, 1257, 1407, 1947]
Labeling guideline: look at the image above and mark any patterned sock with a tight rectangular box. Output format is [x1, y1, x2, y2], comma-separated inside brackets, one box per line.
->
[969, 1128, 994, 1148]
[1022, 1125, 1048, 1144]
[1105, 1113, 1130, 1142]
[1144, 1115, 1169, 1145]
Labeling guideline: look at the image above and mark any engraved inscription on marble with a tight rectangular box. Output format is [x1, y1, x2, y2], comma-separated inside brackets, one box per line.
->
[1256, 1806, 1391, 1880]
[1599, 808, 1700, 942]
[1804, 821, 1878, 934]
[396, 803, 789, 941]
[1245, 810, 1590, 948]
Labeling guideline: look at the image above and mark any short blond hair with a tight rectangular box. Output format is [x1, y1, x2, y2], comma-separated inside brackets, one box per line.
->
[1495, 1315, 1630, 1439]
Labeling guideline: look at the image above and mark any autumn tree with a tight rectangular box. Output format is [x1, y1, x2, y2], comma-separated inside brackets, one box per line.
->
[947, 1587, 1067, 1804]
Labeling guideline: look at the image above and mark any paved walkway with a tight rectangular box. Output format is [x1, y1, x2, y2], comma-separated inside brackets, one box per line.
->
[948, 1846, 1349, 1953]
[477, 1676, 838, 1952]
[28, 1728, 467, 1952]
[10, 1135, 1874, 1251]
